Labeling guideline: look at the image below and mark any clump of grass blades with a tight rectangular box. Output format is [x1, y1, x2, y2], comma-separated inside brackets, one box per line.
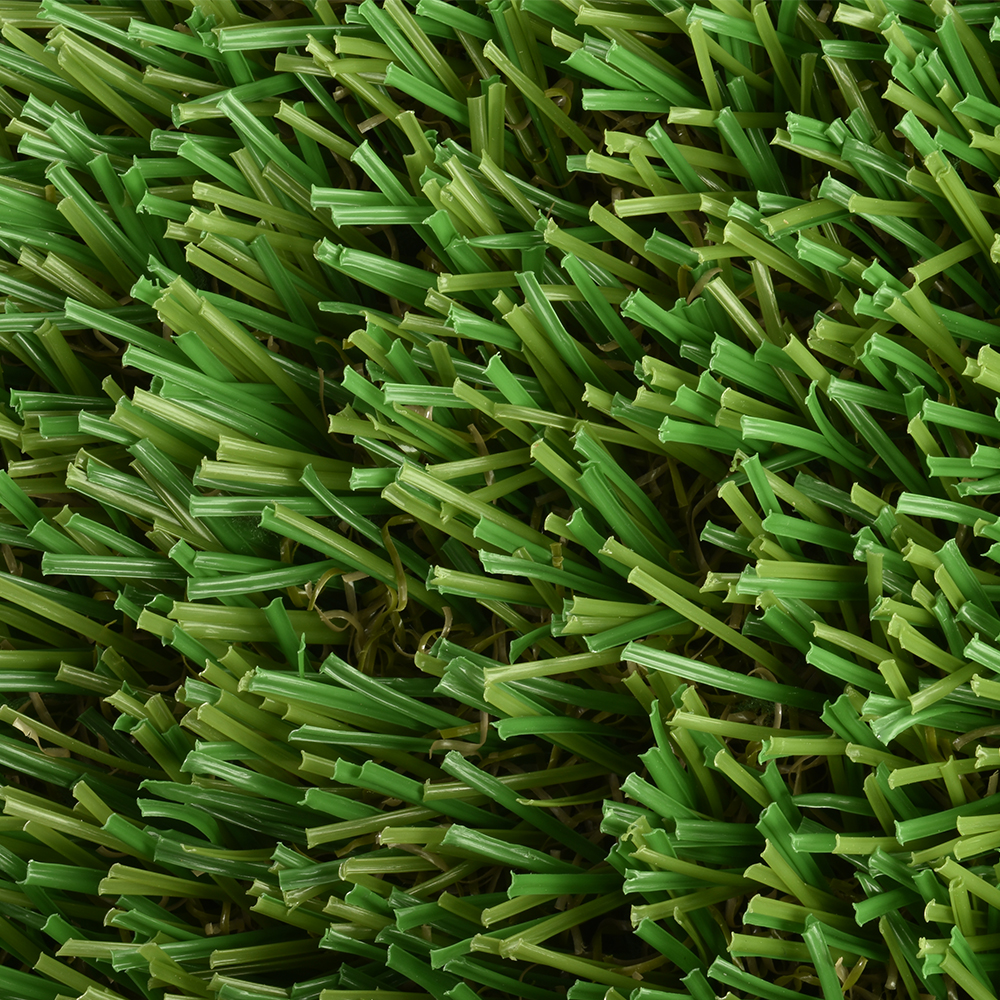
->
[0, 1, 999, 999]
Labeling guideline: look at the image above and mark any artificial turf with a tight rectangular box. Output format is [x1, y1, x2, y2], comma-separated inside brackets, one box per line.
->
[0, 1, 999, 999]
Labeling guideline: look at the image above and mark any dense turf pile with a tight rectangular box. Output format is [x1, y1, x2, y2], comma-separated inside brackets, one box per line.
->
[2, 1, 1000, 998]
